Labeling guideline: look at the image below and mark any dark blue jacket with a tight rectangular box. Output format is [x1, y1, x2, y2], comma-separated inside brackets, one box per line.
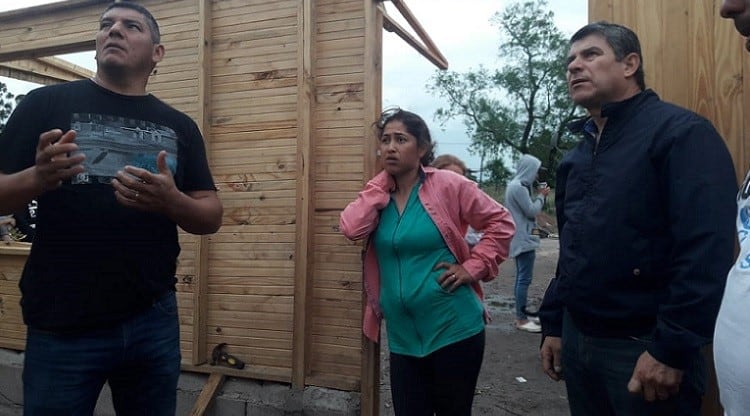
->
[540, 90, 737, 369]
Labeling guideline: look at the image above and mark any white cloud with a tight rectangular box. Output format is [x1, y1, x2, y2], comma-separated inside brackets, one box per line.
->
[0, 0, 62, 12]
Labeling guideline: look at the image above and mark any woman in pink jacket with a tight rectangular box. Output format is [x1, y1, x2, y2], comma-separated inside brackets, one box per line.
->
[340, 108, 515, 415]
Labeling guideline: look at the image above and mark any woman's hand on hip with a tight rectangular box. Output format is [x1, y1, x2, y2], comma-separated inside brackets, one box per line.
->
[434, 262, 471, 292]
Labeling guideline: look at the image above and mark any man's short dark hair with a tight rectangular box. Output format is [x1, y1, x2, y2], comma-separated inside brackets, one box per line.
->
[102, 1, 161, 44]
[570, 21, 645, 90]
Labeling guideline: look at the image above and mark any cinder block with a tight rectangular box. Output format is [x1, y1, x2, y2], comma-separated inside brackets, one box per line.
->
[0, 352, 362, 416]
[303, 386, 361, 415]
[0, 356, 22, 416]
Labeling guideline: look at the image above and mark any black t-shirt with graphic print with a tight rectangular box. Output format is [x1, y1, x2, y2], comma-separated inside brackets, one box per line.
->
[0, 79, 216, 332]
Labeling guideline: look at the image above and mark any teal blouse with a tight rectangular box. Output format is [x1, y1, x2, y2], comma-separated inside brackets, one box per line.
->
[373, 182, 484, 357]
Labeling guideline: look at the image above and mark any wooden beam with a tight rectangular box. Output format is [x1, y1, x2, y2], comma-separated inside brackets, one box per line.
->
[291, 0, 316, 389]
[191, 0, 213, 366]
[0, 40, 95, 63]
[378, 1, 448, 70]
[389, 0, 448, 65]
[181, 362, 291, 384]
[189, 373, 226, 416]
[0, 0, 103, 62]
[0, 57, 94, 85]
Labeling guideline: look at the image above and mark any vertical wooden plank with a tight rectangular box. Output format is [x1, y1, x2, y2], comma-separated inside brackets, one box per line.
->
[690, 0, 718, 122]
[589, 0, 613, 22]
[191, 0, 212, 366]
[660, 1, 689, 108]
[361, 0, 382, 414]
[612, 0, 635, 25]
[714, 0, 745, 182]
[292, 0, 315, 389]
[629, 0, 662, 93]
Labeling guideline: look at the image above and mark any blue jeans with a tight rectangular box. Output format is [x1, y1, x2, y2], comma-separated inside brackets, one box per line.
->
[23, 291, 181, 416]
[514, 250, 535, 320]
[561, 310, 705, 416]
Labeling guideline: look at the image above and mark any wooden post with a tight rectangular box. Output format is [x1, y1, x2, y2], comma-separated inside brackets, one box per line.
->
[360, 0, 383, 414]
[191, 0, 213, 366]
[292, 0, 316, 389]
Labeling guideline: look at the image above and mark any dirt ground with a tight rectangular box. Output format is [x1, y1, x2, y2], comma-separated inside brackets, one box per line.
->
[378, 237, 570, 416]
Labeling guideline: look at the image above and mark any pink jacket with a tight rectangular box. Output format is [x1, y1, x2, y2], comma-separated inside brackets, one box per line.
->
[340, 167, 515, 342]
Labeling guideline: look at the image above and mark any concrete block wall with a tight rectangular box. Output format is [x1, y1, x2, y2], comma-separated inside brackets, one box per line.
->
[0, 349, 360, 415]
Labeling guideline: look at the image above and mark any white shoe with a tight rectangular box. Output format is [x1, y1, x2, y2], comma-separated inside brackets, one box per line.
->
[516, 320, 542, 333]
[528, 316, 540, 325]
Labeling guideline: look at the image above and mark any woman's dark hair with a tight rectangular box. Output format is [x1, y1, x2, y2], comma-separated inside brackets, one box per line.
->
[374, 107, 435, 166]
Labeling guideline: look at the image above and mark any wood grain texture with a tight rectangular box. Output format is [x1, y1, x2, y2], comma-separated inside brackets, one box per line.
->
[0, 0, 399, 403]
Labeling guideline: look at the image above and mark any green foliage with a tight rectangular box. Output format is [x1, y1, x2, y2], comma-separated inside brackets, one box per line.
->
[428, 0, 585, 187]
[0, 81, 16, 133]
[482, 158, 512, 191]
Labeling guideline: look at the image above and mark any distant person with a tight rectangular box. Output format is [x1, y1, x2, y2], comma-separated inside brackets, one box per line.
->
[0, 215, 14, 245]
[504, 154, 549, 333]
[0, 2, 222, 414]
[714, 1, 750, 415]
[11, 201, 36, 243]
[340, 109, 515, 415]
[432, 154, 483, 247]
[538, 22, 736, 415]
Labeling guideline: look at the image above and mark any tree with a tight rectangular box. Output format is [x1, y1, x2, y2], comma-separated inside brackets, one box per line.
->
[428, 0, 583, 185]
[0, 81, 15, 132]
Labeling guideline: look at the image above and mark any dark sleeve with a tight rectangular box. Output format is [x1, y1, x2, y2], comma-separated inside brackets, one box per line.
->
[0, 89, 48, 174]
[177, 115, 216, 192]
[647, 118, 737, 369]
[539, 160, 570, 338]
[539, 276, 563, 338]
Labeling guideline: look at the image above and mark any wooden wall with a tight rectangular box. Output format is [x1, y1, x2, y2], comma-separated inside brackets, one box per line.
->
[0, 246, 27, 351]
[589, 0, 750, 183]
[0, 0, 383, 408]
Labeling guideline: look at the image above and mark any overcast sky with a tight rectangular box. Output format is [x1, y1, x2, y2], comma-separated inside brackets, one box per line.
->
[1, 0, 587, 171]
[381, 0, 587, 171]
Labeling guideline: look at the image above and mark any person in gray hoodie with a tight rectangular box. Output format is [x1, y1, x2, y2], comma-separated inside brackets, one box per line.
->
[504, 154, 550, 332]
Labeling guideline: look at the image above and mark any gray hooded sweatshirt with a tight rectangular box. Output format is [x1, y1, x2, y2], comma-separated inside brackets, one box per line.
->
[504, 154, 544, 258]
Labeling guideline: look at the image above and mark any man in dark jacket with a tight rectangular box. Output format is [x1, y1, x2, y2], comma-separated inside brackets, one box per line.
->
[538, 22, 737, 415]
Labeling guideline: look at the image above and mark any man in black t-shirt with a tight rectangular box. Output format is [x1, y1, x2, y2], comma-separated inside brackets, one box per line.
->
[0, 2, 222, 414]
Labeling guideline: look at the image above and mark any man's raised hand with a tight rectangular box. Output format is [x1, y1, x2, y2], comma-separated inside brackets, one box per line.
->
[34, 129, 85, 191]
